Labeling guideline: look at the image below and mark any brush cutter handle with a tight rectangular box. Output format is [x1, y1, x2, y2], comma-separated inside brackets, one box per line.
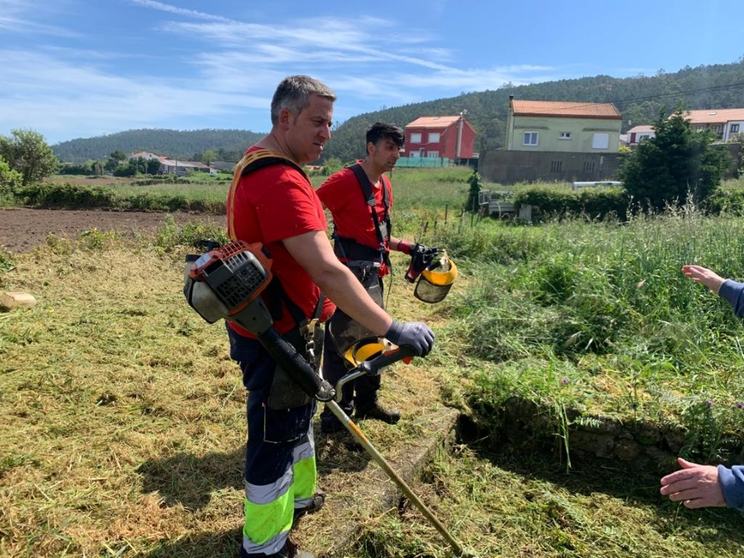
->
[359, 345, 417, 374]
[336, 346, 418, 399]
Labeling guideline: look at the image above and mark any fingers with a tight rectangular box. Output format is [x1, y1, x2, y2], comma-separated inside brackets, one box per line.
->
[677, 457, 700, 469]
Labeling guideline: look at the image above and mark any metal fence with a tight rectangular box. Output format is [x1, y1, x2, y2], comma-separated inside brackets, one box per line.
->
[396, 157, 453, 168]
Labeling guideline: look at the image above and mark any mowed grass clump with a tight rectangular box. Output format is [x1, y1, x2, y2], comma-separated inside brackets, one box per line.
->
[0, 235, 246, 556]
[351, 442, 744, 558]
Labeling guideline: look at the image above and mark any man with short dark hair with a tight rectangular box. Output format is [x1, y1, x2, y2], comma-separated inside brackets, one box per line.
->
[316, 122, 431, 434]
[226, 81, 435, 558]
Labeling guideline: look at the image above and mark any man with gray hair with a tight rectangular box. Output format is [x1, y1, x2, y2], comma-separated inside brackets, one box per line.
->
[225, 77, 435, 557]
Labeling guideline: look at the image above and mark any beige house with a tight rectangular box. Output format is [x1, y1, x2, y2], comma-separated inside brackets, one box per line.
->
[683, 108, 744, 141]
[505, 97, 622, 153]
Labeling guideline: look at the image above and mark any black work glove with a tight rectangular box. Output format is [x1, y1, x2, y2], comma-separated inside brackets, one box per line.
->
[404, 244, 439, 283]
[384, 320, 435, 357]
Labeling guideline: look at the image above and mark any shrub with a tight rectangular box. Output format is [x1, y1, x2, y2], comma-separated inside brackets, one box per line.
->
[620, 108, 730, 210]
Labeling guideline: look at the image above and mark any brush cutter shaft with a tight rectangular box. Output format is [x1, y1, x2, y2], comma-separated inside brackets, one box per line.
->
[253, 327, 335, 401]
[325, 399, 469, 557]
[330, 345, 473, 557]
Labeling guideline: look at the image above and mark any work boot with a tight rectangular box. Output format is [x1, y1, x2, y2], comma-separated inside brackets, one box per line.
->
[320, 415, 346, 434]
[320, 404, 352, 434]
[293, 489, 325, 523]
[355, 402, 401, 424]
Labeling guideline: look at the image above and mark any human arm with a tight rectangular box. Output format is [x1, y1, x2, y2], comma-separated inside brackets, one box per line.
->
[659, 457, 726, 509]
[389, 237, 413, 254]
[718, 464, 744, 511]
[682, 265, 726, 294]
[682, 265, 744, 317]
[283, 230, 434, 355]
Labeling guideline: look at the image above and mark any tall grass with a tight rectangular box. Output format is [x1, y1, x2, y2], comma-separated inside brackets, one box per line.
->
[430, 205, 744, 464]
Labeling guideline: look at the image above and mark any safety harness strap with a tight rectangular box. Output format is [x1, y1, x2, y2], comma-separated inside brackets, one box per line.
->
[333, 163, 392, 267]
[227, 150, 324, 353]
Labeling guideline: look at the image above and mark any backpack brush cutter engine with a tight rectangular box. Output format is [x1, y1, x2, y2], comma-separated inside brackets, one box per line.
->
[183, 240, 334, 402]
[183, 240, 476, 558]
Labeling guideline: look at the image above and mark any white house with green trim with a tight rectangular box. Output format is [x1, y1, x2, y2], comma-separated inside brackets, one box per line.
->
[505, 97, 623, 153]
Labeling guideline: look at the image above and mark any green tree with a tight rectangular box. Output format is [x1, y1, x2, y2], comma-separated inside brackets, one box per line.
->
[466, 170, 482, 212]
[0, 156, 23, 200]
[105, 150, 128, 172]
[620, 108, 729, 210]
[0, 129, 59, 186]
[146, 158, 162, 175]
[201, 150, 216, 167]
[320, 157, 344, 176]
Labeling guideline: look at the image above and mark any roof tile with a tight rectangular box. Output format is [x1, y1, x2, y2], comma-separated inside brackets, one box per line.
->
[512, 100, 621, 119]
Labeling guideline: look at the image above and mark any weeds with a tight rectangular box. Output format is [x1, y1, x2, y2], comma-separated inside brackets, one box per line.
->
[443, 205, 744, 466]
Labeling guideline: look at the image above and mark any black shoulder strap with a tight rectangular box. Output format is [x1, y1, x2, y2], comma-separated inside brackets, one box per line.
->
[349, 163, 391, 249]
[241, 155, 306, 178]
[238, 154, 323, 327]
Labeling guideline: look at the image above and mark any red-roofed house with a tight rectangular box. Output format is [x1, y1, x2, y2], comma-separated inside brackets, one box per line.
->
[682, 108, 744, 141]
[506, 97, 622, 153]
[403, 115, 475, 161]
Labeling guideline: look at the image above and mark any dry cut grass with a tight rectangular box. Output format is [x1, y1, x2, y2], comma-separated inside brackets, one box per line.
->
[0, 240, 449, 557]
[3, 233, 744, 558]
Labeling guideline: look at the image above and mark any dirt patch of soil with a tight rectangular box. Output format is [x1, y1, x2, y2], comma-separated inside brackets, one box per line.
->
[0, 208, 225, 254]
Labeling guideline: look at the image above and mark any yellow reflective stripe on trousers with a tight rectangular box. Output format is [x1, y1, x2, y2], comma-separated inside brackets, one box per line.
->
[292, 453, 317, 507]
[243, 488, 293, 552]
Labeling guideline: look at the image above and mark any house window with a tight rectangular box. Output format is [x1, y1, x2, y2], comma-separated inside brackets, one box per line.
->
[428, 132, 441, 143]
[550, 160, 563, 172]
[731, 124, 740, 133]
[583, 161, 596, 173]
[427, 151, 440, 158]
[558, 132, 571, 140]
[592, 133, 609, 149]
[410, 133, 422, 143]
[523, 131, 539, 146]
[410, 151, 420, 158]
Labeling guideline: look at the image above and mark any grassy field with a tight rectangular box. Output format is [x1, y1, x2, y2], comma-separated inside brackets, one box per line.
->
[3, 169, 744, 556]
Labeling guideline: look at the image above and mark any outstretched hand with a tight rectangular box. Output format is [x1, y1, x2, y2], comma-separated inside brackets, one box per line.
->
[660, 457, 726, 509]
[682, 265, 726, 294]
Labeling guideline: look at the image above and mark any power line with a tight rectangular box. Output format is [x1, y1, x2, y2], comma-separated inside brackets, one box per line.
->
[612, 80, 744, 107]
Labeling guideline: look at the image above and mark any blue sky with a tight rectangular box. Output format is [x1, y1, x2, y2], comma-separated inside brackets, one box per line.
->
[1, 0, 742, 145]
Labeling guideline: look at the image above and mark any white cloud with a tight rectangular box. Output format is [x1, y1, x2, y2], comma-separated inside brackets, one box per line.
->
[0, 1, 575, 143]
[0, 49, 269, 143]
[131, 0, 232, 22]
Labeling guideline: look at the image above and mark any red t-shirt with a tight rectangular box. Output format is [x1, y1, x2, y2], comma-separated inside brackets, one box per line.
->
[316, 165, 393, 275]
[226, 147, 335, 336]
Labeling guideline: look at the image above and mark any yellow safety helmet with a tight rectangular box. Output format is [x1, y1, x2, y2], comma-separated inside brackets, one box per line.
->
[414, 252, 457, 304]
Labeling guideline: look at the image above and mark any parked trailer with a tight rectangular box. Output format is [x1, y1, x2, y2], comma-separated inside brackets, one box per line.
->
[572, 181, 623, 191]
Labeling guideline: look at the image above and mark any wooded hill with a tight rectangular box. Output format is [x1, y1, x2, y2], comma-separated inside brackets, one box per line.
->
[52, 128, 264, 165]
[323, 58, 744, 163]
[52, 58, 744, 165]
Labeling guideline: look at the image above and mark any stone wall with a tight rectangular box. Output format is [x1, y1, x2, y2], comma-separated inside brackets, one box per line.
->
[478, 150, 622, 185]
[491, 396, 744, 475]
